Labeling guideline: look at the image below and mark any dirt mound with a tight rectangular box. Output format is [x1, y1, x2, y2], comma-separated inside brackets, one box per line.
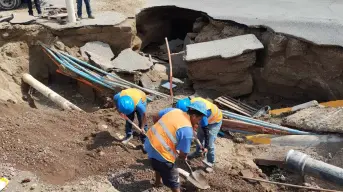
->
[0, 101, 146, 185]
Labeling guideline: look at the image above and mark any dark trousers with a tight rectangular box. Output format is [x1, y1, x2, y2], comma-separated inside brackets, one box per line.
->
[126, 110, 148, 142]
[77, 0, 92, 17]
[27, 0, 42, 15]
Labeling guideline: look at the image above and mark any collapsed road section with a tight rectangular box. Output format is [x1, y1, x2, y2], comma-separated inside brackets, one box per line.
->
[1, 0, 343, 191]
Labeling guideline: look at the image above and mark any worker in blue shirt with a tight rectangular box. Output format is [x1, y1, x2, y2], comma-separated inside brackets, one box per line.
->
[176, 97, 223, 165]
[113, 88, 148, 143]
[144, 102, 207, 192]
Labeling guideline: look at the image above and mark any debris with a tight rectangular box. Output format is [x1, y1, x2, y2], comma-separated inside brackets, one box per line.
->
[111, 48, 153, 72]
[242, 176, 340, 192]
[85, 51, 114, 71]
[222, 110, 311, 135]
[222, 119, 290, 135]
[270, 100, 319, 116]
[0, 14, 14, 23]
[22, 73, 84, 111]
[10, 13, 36, 25]
[186, 34, 263, 97]
[161, 82, 176, 90]
[80, 41, 114, 61]
[98, 151, 105, 156]
[21, 178, 31, 184]
[30, 184, 37, 190]
[171, 51, 187, 78]
[54, 41, 65, 51]
[159, 38, 183, 53]
[240, 169, 254, 178]
[140, 73, 155, 90]
[282, 106, 343, 133]
[185, 34, 263, 62]
[286, 150, 343, 186]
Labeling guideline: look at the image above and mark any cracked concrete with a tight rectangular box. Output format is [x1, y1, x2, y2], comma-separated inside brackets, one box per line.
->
[141, 0, 343, 47]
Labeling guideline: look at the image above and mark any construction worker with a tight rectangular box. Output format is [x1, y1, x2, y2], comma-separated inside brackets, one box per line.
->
[144, 102, 207, 192]
[176, 97, 223, 166]
[113, 88, 148, 143]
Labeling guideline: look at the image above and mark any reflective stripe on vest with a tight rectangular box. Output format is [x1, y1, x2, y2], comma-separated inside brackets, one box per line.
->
[191, 97, 222, 124]
[120, 88, 147, 106]
[146, 109, 192, 163]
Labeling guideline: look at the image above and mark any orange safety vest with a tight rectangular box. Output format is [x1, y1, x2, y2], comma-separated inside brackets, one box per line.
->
[191, 97, 222, 124]
[120, 88, 147, 106]
[146, 109, 192, 163]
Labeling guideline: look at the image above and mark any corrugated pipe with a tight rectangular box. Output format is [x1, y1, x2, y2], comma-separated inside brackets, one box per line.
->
[222, 111, 311, 135]
[286, 150, 343, 186]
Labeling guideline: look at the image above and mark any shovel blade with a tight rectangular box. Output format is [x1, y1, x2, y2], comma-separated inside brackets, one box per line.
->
[187, 170, 210, 189]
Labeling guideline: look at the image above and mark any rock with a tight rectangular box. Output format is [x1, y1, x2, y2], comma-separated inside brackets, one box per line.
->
[282, 106, 343, 133]
[171, 52, 187, 78]
[10, 13, 36, 25]
[80, 41, 114, 61]
[153, 64, 167, 73]
[285, 38, 308, 58]
[85, 51, 114, 71]
[183, 35, 192, 50]
[280, 175, 286, 181]
[193, 17, 206, 33]
[140, 73, 155, 90]
[21, 178, 31, 184]
[111, 48, 153, 72]
[159, 39, 183, 53]
[54, 41, 65, 51]
[240, 169, 254, 178]
[268, 34, 288, 55]
[30, 184, 37, 190]
[2, 32, 9, 38]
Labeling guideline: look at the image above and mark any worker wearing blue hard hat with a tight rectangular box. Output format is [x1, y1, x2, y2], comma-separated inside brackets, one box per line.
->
[176, 97, 223, 166]
[113, 88, 148, 143]
[144, 101, 207, 192]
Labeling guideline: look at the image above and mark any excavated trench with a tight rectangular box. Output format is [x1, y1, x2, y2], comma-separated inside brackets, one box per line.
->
[137, 7, 343, 107]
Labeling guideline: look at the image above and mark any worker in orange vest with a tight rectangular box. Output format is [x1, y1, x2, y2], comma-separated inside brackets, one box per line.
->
[144, 101, 207, 192]
[176, 97, 223, 166]
[113, 88, 148, 143]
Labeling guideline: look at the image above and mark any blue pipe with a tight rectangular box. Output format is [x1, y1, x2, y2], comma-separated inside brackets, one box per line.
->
[222, 111, 312, 135]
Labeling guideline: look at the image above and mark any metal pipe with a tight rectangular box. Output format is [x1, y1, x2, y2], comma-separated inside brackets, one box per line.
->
[65, 0, 76, 23]
[22, 73, 83, 111]
[285, 150, 343, 186]
[291, 100, 318, 111]
[222, 111, 311, 135]
[216, 98, 253, 116]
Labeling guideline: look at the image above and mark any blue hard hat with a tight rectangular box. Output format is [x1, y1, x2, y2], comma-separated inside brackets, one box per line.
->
[117, 95, 135, 115]
[188, 101, 207, 116]
[176, 98, 191, 112]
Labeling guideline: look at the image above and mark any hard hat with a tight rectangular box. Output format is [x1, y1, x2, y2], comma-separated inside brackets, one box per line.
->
[117, 95, 135, 115]
[188, 101, 207, 116]
[176, 98, 191, 112]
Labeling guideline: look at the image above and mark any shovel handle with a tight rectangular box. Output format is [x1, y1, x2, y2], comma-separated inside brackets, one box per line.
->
[122, 114, 146, 135]
[184, 160, 194, 174]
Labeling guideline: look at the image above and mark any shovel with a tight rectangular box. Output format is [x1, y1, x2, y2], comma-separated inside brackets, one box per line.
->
[183, 160, 210, 189]
[121, 114, 146, 144]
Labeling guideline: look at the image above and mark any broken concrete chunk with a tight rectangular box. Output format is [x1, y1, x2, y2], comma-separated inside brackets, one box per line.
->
[0, 14, 14, 23]
[85, 51, 114, 71]
[185, 34, 264, 62]
[171, 51, 187, 78]
[54, 41, 65, 51]
[152, 64, 167, 73]
[140, 73, 155, 90]
[111, 48, 153, 72]
[10, 13, 36, 25]
[159, 39, 183, 53]
[80, 41, 114, 61]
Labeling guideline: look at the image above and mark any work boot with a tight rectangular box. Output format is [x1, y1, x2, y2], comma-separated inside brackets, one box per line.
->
[88, 15, 95, 19]
[121, 135, 133, 144]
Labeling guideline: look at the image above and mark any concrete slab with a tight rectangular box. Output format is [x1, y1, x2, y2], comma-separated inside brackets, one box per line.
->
[10, 13, 36, 25]
[80, 41, 114, 60]
[141, 0, 343, 47]
[86, 51, 114, 71]
[185, 34, 263, 62]
[112, 48, 153, 72]
[0, 14, 13, 23]
[37, 11, 126, 30]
